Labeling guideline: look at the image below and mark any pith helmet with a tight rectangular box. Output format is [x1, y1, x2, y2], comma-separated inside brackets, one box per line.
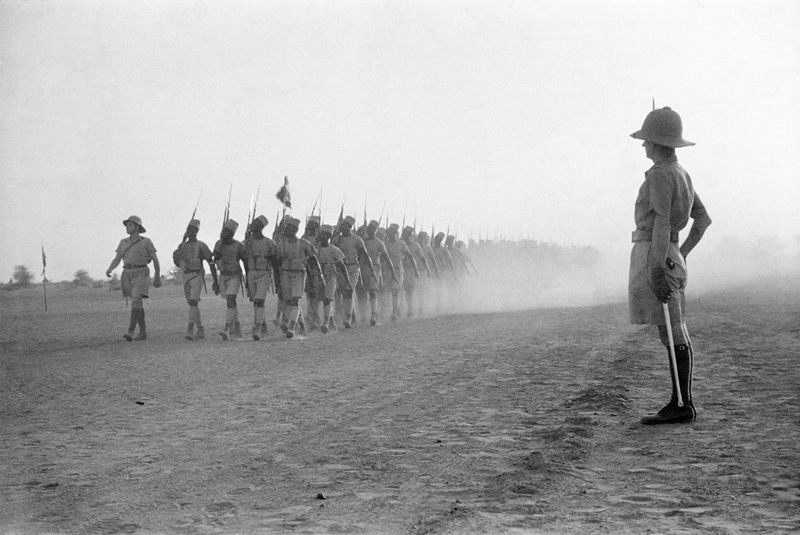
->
[223, 219, 239, 233]
[631, 107, 695, 148]
[188, 219, 200, 230]
[123, 215, 146, 233]
[319, 224, 334, 236]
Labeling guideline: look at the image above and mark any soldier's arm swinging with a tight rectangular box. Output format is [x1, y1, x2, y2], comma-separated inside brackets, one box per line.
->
[335, 260, 352, 290]
[106, 253, 123, 277]
[151, 253, 162, 288]
[382, 250, 399, 283]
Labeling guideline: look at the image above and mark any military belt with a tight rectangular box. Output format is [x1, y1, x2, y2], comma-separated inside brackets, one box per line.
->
[123, 264, 147, 269]
[631, 230, 679, 243]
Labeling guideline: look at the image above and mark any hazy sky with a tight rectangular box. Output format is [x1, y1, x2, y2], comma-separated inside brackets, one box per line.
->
[2, 0, 798, 282]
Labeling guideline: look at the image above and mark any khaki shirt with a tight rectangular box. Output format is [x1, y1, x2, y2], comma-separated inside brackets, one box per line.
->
[634, 155, 708, 238]
[385, 239, 410, 275]
[278, 237, 316, 271]
[332, 233, 366, 265]
[318, 244, 345, 277]
[246, 236, 278, 271]
[174, 240, 212, 272]
[116, 236, 156, 266]
[213, 239, 245, 275]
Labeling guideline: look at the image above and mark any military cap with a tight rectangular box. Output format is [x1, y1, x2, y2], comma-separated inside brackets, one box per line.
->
[417, 230, 429, 239]
[286, 216, 301, 229]
[307, 215, 321, 224]
[319, 224, 334, 236]
[388, 223, 400, 233]
[254, 215, 268, 228]
[435, 232, 445, 241]
[368, 219, 380, 229]
[188, 219, 200, 230]
[123, 215, 146, 233]
[343, 215, 356, 226]
[223, 219, 239, 232]
[403, 226, 415, 234]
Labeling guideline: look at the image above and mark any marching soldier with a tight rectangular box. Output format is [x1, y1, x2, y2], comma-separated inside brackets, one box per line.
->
[105, 215, 161, 341]
[302, 215, 323, 330]
[316, 224, 352, 333]
[402, 226, 431, 318]
[385, 223, 418, 321]
[414, 230, 439, 316]
[628, 106, 711, 425]
[454, 240, 477, 275]
[212, 219, 246, 340]
[332, 215, 375, 329]
[364, 220, 398, 326]
[276, 216, 323, 338]
[244, 215, 279, 340]
[432, 231, 456, 312]
[172, 219, 218, 340]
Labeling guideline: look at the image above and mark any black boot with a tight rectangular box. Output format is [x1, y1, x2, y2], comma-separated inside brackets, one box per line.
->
[641, 344, 695, 425]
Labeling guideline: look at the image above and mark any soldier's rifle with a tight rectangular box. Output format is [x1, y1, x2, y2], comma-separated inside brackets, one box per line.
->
[222, 184, 233, 226]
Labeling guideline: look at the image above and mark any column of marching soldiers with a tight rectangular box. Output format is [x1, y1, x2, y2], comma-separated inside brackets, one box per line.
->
[172, 196, 478, 341]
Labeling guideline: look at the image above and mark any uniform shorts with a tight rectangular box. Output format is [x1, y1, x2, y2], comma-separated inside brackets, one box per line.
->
[322, 269, 339, 300]
[388, 269, 404, 292]
[403, 270, 416, 293]
[628, 241, 686, 326]
[338, 265, 360, 295]
[280, 270, 306, 300]
[183, 272, 204, 301]
[219, 273, 242, 297]
[121, 267, 150, 300]
[367, 267, 384, 292]
[247, 270, 273, 301]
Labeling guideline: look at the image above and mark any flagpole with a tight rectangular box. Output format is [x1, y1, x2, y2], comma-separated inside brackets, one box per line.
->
[41, 241, 48, 312]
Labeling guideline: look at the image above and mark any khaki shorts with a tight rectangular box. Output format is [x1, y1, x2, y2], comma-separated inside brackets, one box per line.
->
[247, 270, 273, 300]
[219, 273, 242, 297]
[280, 270, 306, 300]
[337, 265, 360, 295]
[388, 269, 404, 292]
[322, 269, 338, 300]
[628, 241, 686, 326]
[121, 267, 149, 300]
[183, 272, 204, 301]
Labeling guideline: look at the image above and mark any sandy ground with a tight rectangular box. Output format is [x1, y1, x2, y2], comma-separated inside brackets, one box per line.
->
[1, 277, 798, 534]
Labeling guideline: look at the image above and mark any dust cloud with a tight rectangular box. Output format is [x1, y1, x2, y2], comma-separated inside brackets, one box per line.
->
[442, 233, 800, 315]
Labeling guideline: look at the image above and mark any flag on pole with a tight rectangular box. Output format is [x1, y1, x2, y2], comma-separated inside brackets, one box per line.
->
[276, 176, 292, 208]
[41, 242, 48, 312]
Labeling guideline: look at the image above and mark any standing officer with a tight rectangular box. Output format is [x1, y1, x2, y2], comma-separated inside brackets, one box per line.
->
[173, 219, 218, 340]
[213, 219, 246, 340]
[316, 224, 352, 333]
[628, 106, 712, 425]
[106, 215, 161, 341]
[276, 216, 323, 338]
[385, 223, 418, 321]
[332, 215, 375, 329]
[245, 215, 279, 340]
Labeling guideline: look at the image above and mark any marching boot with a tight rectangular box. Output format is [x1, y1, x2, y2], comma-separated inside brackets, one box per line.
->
[123, 309, 138, 341]
[133, 310, 147, 341]
[252, 307, 266, 341]
[641, 344, 696, 425]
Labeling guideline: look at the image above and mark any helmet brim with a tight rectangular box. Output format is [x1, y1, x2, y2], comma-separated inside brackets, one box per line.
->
[631, 131, 695, 148]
